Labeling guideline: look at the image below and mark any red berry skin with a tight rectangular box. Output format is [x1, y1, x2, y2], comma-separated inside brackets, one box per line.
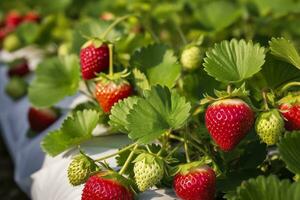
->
[8, 60, 30, 77]
[82, 174, 133, 200]
[23, 11, 40, 23]
[95, 81, 133, 113]
[173, 166, 216, 200]
[80, 44, 109, 80]
[5, 11, 23, 28]
[28, 107, 58, 132]
[205, 99, 254, 151]
[279, 104, 300, 131]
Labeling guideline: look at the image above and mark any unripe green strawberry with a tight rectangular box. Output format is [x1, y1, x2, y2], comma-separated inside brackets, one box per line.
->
[3, 33, 21, 52]
[255, 109, 285, 145]
[5, 77, 27, 100]
[67, 153, 98, 186]
[180, 46, 202, 70]
[133, 153, 164, 192]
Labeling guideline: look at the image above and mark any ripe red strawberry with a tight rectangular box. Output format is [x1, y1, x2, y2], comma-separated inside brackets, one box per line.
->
[279, 103, 300, 131]
[173, 164, 216, 200]
[80, 43, 109, 80]
[205, 99, 254, 151]
[28, 107, 59, 132]
[23, 11, 40, 23]
[82, 173, 133, 200]
[7, 59, 30, 77]
[5, 11, 23, 28]
[95, 80, 133, 113]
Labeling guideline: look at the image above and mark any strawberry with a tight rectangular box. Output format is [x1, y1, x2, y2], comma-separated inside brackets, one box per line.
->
[7, 58, 30, 77]
[82, 172, 133, 200]
[278, 93, 300, 131]
[95, 79, 133, 113]
[180, 46, 202, 70]
[173, 163, 216, 200]
[68, 153, 99, 186]
[5, 11, 23, 28]
[205, 99, 254, 151]
[133, 153, 164, 191]
[5, 77, 28, 100]
[3, 33, 21, 52]
[23, 11, 40, 23]
[255, 109, 284, 145]
[28, 107, 59, 132]
[279, 104, 300, 131]
[80, 42, 109, 80]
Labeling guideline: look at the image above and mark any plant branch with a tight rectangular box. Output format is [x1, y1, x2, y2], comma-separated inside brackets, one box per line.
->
[95, 143, 137, 162]
[119, 144, 138, 175]
[101, 14, 132, 39]
[279, 81, 300, 94]
[108, 44, 114, 77]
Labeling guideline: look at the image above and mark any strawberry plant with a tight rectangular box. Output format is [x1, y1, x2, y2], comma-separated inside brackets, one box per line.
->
[2, 0, 300, 199]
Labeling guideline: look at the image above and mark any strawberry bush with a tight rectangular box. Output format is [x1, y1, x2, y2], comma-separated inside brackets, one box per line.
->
[2, 0, 300, 199]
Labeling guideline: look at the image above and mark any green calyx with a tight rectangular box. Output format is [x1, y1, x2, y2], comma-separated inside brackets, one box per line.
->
[81, 37, 106, 49]
[95, 69, 130, 84]
[67, 152, 99, 186]
[200, 83, 249, 105]
[133, 153, 164, 192]
[255, 109, 285, 146]
[278, 92, 300, 105]
[174, 161, 208, 176]
[100, 170, 138, 195]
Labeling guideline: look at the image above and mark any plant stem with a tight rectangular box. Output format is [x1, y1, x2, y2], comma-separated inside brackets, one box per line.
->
[279, 82, 300, 94]
[101, 15, 131, 39]
[262, 90, 269, 111]
[166, 143, 183, 158]
[227, 84, 232, 94]
[95, 143, 137, 162]
[175, 23, 187, 45]
[119, 144, 138, 175]
[184, 135, 191, 163]
[84, 80, 94, 96]
[169, 134, 184, 142]
[157, 130, 170, 156]
[108, 44, 114, 77]
[146, 145, 153, 154]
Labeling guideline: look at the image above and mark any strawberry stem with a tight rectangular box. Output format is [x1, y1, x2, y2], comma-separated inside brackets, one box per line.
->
[262, 90, 269, 111]
[101, 14, 132, 39]
[227, 84, 232, 94]
[174, 22, 187, 45]
[279, 81, 300, 94]
[165, 143, 183, 159]
[108, 44, 114, 77]
[146, 145, 153, 154]
[119, 144, 138, 175]
[184, 136, 191, 163]
[94, 142, 137, 162]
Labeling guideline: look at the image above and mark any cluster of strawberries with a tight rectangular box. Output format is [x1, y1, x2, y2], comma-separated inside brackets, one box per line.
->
[0, 10, 40, 42]
[67, 36, 300, 200]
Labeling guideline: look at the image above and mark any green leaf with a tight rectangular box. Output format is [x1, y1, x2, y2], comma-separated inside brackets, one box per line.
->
[195, 1, 242, 31]
[226, 175, 300, 200]
[70, 18, 121, 54]
[130, 44, 181, 88]
[29, 55, 80, 107]
[203, 39, 265, 83]
[269, 38, 300, 69]
[132, 68, 150, 93]
[278, 131, 300, 174]
[41, 110, 99, 156]
[127, 85, 191, 144]
[260, 55, 300, 89]
[108, 97, 140, 133]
